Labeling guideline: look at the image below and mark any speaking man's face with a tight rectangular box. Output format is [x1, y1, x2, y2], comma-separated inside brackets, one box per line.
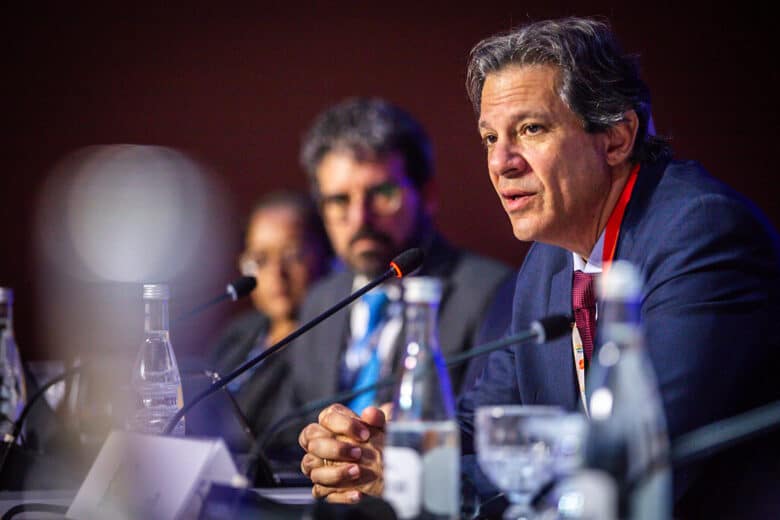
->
[479, 64, 617, 256]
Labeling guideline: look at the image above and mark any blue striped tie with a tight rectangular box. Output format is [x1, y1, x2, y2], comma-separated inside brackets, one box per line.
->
[347, 290, 390, 414]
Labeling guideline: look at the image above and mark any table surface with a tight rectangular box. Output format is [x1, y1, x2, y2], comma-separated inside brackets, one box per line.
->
[0, 487, 314, 518]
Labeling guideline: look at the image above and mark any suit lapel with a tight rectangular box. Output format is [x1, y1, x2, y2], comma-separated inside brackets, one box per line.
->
[308, 273, 353, 398]
[525, 251, 579, 409]
[547, 253, 579, 408]
[615, 160, 665, 263]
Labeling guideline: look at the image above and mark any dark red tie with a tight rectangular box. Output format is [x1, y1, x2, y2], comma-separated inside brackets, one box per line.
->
[572, 271, 597, 362]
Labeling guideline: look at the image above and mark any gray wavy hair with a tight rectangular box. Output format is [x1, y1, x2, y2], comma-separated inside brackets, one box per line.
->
[466, 17, 671, 163]
[299, 98, 434, 195]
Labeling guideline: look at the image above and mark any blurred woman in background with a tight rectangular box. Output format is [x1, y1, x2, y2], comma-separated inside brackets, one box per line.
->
[209, 190, 332, 443]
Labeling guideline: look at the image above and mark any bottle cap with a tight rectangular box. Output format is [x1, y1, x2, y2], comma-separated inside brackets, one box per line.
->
[599, 261, 642, 301]
[402, 276, 442, 304]
[143, 284, 170, 300]
[0, 287, 12, 304]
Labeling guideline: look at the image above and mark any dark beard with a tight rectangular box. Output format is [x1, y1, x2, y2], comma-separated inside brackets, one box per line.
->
[347, 226, 396, 277]
[348, 213, 433, 277]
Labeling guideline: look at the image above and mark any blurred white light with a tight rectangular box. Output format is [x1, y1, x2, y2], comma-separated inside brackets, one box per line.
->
[597, 341, 621, 367]
[590, 388, 614, 420]
[38, 145, 211, 282]
[33, 145, 234, 366]
[558, 491, 585, 516]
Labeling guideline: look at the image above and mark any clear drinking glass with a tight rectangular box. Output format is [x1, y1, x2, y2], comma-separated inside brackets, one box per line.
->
[476, 405, 565, 520]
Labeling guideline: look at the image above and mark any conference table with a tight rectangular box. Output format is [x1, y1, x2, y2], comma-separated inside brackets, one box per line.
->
[0, 487, 314, 519]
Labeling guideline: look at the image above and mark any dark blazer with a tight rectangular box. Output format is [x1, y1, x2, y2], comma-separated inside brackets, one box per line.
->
[276, 234, 512, 442]
[460, 271, 516, 393]
[458, 159, 780, 517]
[209, 310, 293, 441]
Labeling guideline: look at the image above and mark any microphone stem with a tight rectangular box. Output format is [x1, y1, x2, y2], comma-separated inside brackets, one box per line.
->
[623, 399, 780, 499]
[672, 398, 780, 467]
[172, 294, 229, 325]
[443, 329, 537, 370]
[162, 267, 396, 435]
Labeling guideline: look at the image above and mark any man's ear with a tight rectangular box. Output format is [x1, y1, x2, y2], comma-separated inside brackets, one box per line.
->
[420, 177, 438, 216]
[605, 110, 639, 166]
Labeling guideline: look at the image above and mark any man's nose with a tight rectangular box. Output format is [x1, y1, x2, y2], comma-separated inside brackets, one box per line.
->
[489, 141, 528, 177]
[345, 193, 375, 227]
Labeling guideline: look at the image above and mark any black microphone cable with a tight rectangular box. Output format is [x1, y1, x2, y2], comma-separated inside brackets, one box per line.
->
[245, 314, 572, 483]
[0, 365, 83, 473]
[162, 248, 426, 435]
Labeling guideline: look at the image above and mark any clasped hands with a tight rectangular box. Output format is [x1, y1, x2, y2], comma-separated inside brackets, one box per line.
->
[298, 403, 391, 503]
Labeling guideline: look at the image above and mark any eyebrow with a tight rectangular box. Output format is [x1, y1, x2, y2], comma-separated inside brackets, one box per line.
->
[320, 180, 399, 198]
[319, 192, 349, 201]
[478, 110, 550, 130]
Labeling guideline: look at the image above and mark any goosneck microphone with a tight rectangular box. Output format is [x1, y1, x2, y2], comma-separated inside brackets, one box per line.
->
[173, 275, 257, 324]
[245, 313, 572, 480]
[162, 248, 426, 435]
[0, 275, 258, 475]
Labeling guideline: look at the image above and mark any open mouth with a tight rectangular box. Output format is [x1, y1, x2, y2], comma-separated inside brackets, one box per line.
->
[501, 190, 534, 211]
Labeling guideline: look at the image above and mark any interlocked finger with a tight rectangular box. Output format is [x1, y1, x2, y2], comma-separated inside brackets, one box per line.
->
[312, 484, 362, 504]
[307, 436, 363, 462]
[299, 422, 332, 452]
[301, 453, 329, 476]
[309, 461, 362, 486]
[319, 405, 370, 442]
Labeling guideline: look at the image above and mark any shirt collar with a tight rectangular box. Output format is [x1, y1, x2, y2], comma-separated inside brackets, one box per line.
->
[572, 231, 605, 274]
[352, 275, 401, 300]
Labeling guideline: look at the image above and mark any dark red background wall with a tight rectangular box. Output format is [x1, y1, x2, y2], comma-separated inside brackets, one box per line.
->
[3, 4, 778, 360]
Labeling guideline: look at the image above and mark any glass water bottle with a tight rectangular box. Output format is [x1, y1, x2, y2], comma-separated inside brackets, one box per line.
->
[383, 277, 460, 519]
[585, 261, 671, 520]
[127, 284, 184, 436]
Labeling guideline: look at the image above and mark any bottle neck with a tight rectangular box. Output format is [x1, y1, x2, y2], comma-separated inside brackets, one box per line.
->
[395, 298, 456, 421]
[404, 301, 440, 348]
[601, 297, 640, 324]
[144, 299, 169, 334]
[599, 297, 642, 350]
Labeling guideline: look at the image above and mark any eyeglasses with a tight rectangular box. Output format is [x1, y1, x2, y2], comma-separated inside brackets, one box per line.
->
[239, 248, 308, 275]
[319, 181, 405, 223]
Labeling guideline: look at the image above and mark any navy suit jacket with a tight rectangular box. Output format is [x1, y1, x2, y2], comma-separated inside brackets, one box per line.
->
[459, 159, 780, 517]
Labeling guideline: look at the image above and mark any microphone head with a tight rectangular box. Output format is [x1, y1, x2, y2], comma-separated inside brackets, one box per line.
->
[531, 314, 573, 344]
[389, 248, 425, 278]
[226, 276, 257, 301]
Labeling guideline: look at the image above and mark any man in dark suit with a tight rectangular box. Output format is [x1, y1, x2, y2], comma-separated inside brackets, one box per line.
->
[274, 98, 511, 445]
[298, 17, 780, 516]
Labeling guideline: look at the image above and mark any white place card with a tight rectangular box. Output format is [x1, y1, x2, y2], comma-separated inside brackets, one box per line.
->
[67, 430, 247, 520]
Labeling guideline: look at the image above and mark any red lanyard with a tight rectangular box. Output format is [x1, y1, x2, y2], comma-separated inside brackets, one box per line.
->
[602, 164, 640, 270]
